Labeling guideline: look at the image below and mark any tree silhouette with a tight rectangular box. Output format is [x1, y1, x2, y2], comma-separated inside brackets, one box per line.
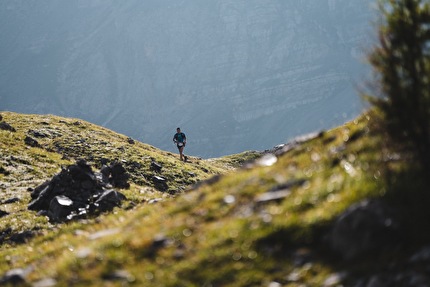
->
[368, 0, 430, 171]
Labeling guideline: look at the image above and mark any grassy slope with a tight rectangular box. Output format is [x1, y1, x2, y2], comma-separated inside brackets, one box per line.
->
[0, 112, 259, 241]
[0, 111, 400, 286]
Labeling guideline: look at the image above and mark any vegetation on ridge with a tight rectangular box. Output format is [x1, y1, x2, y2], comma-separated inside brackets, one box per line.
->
[367, 0, 430, 172]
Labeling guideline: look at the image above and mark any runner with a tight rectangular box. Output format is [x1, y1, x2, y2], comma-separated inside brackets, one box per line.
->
[173, 127, 187, 161]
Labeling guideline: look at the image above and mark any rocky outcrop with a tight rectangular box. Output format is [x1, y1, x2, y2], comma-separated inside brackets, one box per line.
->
[28, 160, 128, 222]
[328, 199, 403, 261]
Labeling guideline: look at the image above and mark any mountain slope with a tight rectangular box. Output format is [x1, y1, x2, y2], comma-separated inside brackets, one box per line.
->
[0, 0, 375, 157]
[3, 111, 430, 286]
[0, 111, 259, 245]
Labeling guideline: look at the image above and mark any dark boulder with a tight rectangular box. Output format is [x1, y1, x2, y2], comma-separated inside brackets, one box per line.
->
[28, 129, 49, 138]
[24, 136, 40, 147]
[100, 161, 130, 188]
[0, 268, 29, 286]
[2, 197, 20, 204]
[9, 230, 35, 244]
[0, 166, 9, 176]
[0, 228, 12, 244]
[28, 181, 55, 211]
[110, 162, 130, 188]
[28, 161, 127, 222]
[150, 161, 163, 173]
[94, 189, 127, 212]
[48, 196, 75, 222]
[100, 165, 112, 183]
[0, 209, 9, 218]
[152, 175, 168, 192]
[328, 199, 402, 260]
[0, 121, 16, 132]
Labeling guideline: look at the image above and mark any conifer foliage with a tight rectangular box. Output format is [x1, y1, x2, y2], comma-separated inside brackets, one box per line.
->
[368, 0, 430, 171]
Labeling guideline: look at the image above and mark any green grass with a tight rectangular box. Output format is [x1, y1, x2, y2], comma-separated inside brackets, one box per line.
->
[0, 111, 426, 286]
[0, 112, 234, 241]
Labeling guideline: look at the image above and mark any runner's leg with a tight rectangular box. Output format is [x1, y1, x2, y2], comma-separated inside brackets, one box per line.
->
[179, 146, 184, 161]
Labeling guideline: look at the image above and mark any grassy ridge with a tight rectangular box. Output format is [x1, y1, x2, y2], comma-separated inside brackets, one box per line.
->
[0, 111, 391, 286]
[0, 112, 259, 241]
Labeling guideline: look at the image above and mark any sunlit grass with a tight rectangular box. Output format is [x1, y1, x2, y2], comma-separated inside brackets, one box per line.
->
[0, 111, 405, 286]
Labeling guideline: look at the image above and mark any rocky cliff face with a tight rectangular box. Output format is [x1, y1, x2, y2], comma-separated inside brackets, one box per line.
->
[0, 0, 375, 157]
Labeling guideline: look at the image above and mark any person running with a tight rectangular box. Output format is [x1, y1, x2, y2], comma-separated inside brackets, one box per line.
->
[173, 127, 187, 161]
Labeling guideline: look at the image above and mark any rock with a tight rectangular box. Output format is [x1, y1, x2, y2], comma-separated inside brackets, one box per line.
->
[150, 161, 162, 173]
[255, 154, 277, 167]
[28, 182, 55, 211]
[152, 175, 168, 192]
[0, 268, 29, 285]
[2, 197, 20, 204]
[148, 234, 170, 256]
[189, 174, 221, 191]
[0, 209, 9, 218]
[0, 165, 9, 175]
[0, 228, 12, 244]
[328, 199, 402, 260]
[100, 162, 130, 188]
[110, 162, 130, 188]
[28, 129, 49, 138]
[127, 137, 135, 144]
[255, 179, 307, 204]
[88, 228, 120, 240]
[94, 189, 127, 212]
[323, 272, 347, 287]
[28, 161, 127, 222]
[102, 270, 134, 282]
[410, 245, 430, 263]
[255, 190, 291, 204]
[127, 161, 142, 173]
[365, 272, 430, 287]
[0, 121, 16, 132]
[24, 136, 40, 147]
[100, 165, 112, 183]
[48, 196, 75, 222]
[265, 132, 323, 156]
[9, 230, 34, 244]
[32, 278, 57, 287]
[0, 114, 2, 121]
[269, 179, 307, 192]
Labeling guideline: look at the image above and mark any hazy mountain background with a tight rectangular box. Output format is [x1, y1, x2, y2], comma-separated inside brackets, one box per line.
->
[0, 0, 375, 158]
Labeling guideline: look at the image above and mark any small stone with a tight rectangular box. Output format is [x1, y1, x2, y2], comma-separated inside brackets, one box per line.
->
[88, 228, 120, 240]
[0, 210, 9, 218]
[256, 154, 277, 167]
[255, 190, 291, 204]
[24, 136, 40, 147]
[323, 272, 347, 286]
[33, 278, 57, 287]
[150, 161, 162, 172]
[2, 197, 20, 204]
[0, 268, 30, 285]
[103, 270, 135, 282]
